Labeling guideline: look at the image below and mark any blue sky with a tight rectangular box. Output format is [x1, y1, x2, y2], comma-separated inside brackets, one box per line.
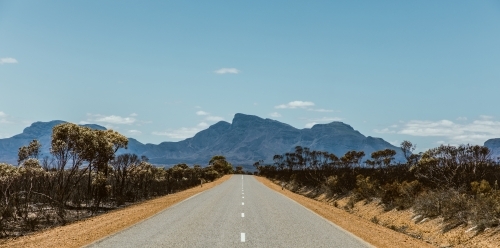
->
[1, 1, 500, 152]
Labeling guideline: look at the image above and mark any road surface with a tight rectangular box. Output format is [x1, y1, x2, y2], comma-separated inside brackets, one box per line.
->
[88, 175, 371, 247]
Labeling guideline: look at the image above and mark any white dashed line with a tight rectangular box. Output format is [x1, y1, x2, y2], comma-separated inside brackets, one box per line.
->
[241, 213, 245, 217]
[241, 233, 245, 242]
[242, 196, 244, 199]
[242, 202, 244, 205]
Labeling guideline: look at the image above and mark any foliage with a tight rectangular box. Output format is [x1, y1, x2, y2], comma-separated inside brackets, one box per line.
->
[256, 141, 500, 233]
[0, 123, 233, 237]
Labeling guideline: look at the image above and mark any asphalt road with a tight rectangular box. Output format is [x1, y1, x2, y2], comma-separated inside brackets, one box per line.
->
[88, 175, 372, 248]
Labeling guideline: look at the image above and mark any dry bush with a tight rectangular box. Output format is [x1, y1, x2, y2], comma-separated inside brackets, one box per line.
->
[354, 175, 380, 200]
[381, 180, 420, 210]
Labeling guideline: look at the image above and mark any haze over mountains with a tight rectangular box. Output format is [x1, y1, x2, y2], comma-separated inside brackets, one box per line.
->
[1, 113, 499, 167]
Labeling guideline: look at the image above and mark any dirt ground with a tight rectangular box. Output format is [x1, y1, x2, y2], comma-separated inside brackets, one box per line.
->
[0, 175, 231, 248]
[255, 176, 435, 248]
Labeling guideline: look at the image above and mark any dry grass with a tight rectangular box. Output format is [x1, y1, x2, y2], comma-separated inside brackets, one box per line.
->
[0, 175, 232, 248]
[255, 176, 435, 248]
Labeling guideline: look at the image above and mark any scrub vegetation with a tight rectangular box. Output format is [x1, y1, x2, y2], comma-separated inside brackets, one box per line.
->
[255, 142, 500, 237]
[0, 123, 233, 238]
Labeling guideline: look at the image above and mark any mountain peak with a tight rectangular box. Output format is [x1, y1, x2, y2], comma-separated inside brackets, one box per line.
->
[232, 113, 263, 122]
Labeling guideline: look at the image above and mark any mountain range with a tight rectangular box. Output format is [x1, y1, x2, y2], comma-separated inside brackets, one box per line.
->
[2, 113, 499, 168]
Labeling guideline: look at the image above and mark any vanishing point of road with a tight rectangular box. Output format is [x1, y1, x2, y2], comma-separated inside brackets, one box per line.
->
[87, 175, 372, 248]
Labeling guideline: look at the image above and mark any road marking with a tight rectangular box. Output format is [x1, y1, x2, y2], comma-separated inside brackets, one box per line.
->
[242, 193, 244, 194]
[242, 202, 244, 205]
[242, 196, 244, 199]
[241, 233, 245, 242]
[241, 213, 245, 217]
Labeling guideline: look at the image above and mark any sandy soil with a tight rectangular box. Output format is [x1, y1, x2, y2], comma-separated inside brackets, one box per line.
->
[255, 176, 435, 248]
[0, 175, 231, 248]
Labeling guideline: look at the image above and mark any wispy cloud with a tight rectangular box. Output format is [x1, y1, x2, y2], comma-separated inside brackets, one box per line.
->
[275, 101, 315, 109]
[205, 116, 224, 122]
[0, 58, 18, 64]
[82, 113, 137, 125]
[152, 122, 209, 140]
[374, 116, 500, 144]
[214, 68, 240, 74]
[0, 111, 11, 124]
[194, 110, 224, 122]
[269, 112, 282, 118]
[196, 111, 209, 116]
[128, 130, 142, 135]
[305, 122, 317, 128]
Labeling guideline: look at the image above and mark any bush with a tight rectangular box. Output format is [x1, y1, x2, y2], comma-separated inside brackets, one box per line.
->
[354, 175, 380, 200]
[381, 180, 420, 210]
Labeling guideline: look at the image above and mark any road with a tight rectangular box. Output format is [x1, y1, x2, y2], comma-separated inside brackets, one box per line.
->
[88, 175, 372, 248]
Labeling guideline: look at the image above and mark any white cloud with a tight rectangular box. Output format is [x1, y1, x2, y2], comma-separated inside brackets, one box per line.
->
[0, 58, 18, 64]
[374, 128, 396, 134]
[128, 130, 142, 135]
[457, 117, 467, 121]
[95, 115, 135, 124]
[152, 122, 209, 140]
[389, 140, 400, 146]
[130, 113, 138, 117]
[0, 112, 11, 124]
[275, 101, 315, 109]
[197, 122, 209, 128]
[84, 114, 136, 125]
[305, 122, 317, 128]
[214, 68, 240, 74]
[379, 116, 500, 145]
[205, 116, 224, 122]
[196, 111, 209, 116]
[270, 112, 282, 118]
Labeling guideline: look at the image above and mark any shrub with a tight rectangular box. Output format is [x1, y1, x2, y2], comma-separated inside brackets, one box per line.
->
[381, 180, 420, 210]
[354, 175, 380, 200]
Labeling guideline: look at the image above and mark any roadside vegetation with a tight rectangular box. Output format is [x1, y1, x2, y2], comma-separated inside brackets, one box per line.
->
[255, 142, 500, 237]
[0, 123, 233, 238]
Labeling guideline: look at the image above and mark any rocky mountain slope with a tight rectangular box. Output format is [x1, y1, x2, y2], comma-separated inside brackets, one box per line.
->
[484, 138, 500, 161]
[0, 114, 405, 167]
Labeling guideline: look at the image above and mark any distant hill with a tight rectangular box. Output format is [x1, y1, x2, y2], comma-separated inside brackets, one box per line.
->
[484, 138, 500, 161]
[0, 114, 405, 168]
[0, 121, 106, 165]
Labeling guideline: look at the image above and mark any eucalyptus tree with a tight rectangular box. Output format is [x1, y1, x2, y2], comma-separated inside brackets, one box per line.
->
[209, 155, 233, 175]
[50, 123, 128, 216]
[17, 140, 42, 165]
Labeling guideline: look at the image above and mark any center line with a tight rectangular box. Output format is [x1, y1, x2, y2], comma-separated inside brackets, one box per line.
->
[241, 233, 245, 242]
[242, 196, 244, 199]
[241, 213, 245, 217]
[242, 202, 244, 205]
